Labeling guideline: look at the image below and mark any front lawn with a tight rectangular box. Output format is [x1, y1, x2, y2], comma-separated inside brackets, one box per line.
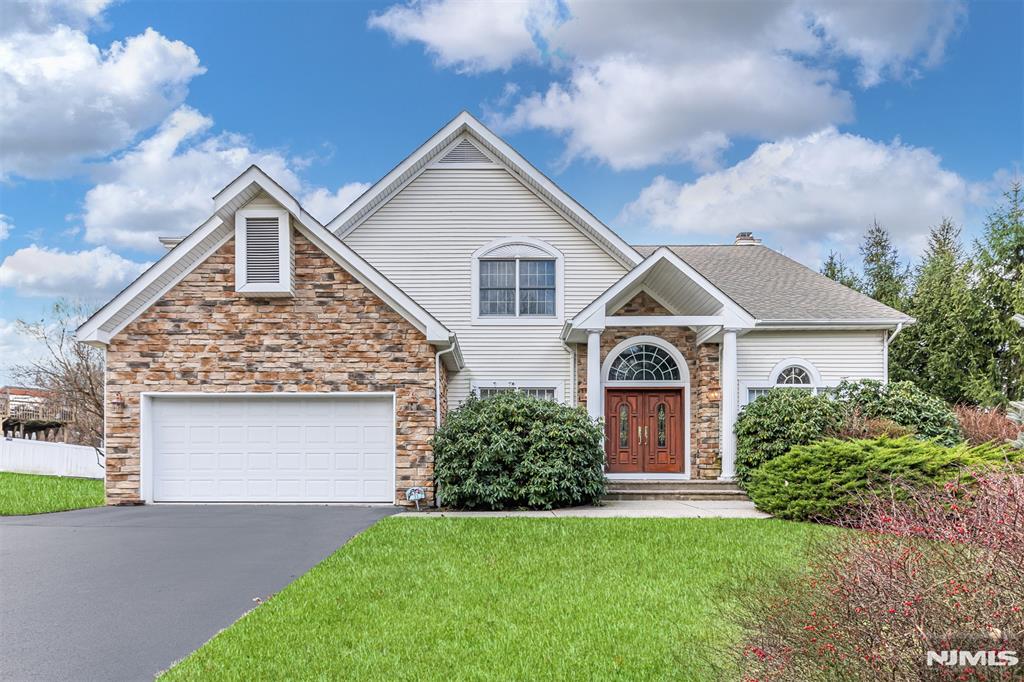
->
[164, 517, 828, 681]
[0, 472, 104, 515]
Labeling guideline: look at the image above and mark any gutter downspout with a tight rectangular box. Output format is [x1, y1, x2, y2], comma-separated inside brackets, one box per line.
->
[883, 322, 904, 381]
[561, 339, 577, 407]
[433, 341, 458, 508]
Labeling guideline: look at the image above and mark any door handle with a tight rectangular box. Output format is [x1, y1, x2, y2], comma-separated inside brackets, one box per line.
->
[637, 425, 642, 446]
[645, 425, 650, 445]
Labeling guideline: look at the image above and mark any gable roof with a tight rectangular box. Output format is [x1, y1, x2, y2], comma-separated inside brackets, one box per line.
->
[326, 111, 643, 269]
[633, 244, 912, 324]
[77, 166, 460, 363]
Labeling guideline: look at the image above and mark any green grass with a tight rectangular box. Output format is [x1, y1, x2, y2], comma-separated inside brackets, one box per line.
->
[163, 517, 827, 681]
[0, 471, 104, 515]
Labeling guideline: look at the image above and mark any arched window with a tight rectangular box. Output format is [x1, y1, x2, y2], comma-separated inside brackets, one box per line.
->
[776, 365, 812, 385]
[607, 344, 681, 382]
[472, 237, 563, 322]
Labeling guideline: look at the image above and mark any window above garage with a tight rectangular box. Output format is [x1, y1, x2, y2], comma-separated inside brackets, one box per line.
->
[235, 208, 292, 296]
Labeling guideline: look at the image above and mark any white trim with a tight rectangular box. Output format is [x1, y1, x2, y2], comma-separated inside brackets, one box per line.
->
[738, 357, 834, 407]
[327, 111, 642, 269]
[600, 335, 691, 479]
[566, 247, 755, 341]
[605, 315, 724, 327]
[601, 335, 691, 387]
[470, 378, 566, 403]
[235, 208, 292, 296]
[719, 329, 738, 480]
[471, 236, 564, 325]
[78, 165, 459, 355]
[140, 391, 397, 505]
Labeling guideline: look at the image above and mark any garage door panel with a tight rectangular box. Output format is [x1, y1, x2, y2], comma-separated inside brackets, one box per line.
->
[151, 395, 394, 502]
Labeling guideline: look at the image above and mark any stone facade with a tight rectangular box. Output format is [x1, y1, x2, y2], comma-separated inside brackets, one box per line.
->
[574, 291, 722, 479]
[104, 228, 438, 506]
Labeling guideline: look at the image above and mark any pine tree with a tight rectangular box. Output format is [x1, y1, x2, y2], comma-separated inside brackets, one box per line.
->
[889, 219, 982, 402]
[820, 250, 861, 289]
[859, 220, 909, 309]
[972, 181, 1024, 404]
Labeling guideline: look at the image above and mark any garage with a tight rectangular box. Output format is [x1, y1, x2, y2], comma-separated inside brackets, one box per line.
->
[146, 394, 395, 503]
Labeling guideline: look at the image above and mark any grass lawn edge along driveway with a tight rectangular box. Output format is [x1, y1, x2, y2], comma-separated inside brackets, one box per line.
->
[0, 472, 104, 515]
[163, 516, 827, 681]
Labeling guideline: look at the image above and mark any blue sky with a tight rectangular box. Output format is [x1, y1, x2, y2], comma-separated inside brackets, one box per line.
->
[0, 0, 1021, 377]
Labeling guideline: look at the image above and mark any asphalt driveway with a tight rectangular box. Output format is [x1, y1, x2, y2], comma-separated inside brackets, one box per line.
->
[0, 504, 398, 681]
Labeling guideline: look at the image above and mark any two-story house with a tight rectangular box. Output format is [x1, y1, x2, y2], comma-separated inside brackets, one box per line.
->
[78, 112, 911, 506]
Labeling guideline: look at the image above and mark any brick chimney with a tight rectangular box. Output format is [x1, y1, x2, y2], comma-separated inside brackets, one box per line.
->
[734, 231, 761, 245]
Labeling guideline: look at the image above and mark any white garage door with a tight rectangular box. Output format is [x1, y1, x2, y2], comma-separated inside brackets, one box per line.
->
[149, 395, 394, 502]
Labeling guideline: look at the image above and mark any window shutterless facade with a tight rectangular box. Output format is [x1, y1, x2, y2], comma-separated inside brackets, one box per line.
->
[478, 258, 555, 317]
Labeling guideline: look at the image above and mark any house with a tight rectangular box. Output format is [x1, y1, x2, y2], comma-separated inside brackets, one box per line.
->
[77, 112, 911, 506]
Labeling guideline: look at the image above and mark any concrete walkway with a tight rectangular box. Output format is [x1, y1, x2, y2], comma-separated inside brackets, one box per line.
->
[410, 499, 769, 518]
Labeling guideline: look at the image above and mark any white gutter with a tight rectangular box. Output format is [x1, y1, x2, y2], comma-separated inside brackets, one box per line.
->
[883, 322, 905, 381]
[561, 339, 577, 407]
[434, 340, 459, 427]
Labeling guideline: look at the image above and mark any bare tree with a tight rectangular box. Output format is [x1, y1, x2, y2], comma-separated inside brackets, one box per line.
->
[11, 301, 104, 447]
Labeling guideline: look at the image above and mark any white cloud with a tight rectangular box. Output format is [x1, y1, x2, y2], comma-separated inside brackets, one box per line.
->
[83, 106, 368, 250]
[301, 183, 372, 224]
[0, 244, 151, 298]
[372, 0, 965, 171]
[0, 318, 48, 383]
[0, 214, 11, 241]
[0, 8, 204, 179]
[502, 54, 851, 171]
[368, 0, 554, 73]
[621, 128, 976, 259]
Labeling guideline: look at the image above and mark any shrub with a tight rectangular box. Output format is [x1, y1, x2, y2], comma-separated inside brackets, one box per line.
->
[955, 404, 1021, 445]
[734, 390, 845, 484]
[737, 469, 1024, 681]
[433, 391, 606, 510]
[826, 408, 914, 440]
[833, 379, 961, 445]
[745, 436, 1019, 522]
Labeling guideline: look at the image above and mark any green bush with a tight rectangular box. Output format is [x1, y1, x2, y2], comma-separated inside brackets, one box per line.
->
[433, 391, 606, 510]
[833, 379, 961, 445]
[734, 390, 845, 483]
[746, 436, 1019, 521]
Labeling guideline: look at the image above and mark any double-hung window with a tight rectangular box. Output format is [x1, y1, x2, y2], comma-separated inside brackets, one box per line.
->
[478, 258, 556, 317]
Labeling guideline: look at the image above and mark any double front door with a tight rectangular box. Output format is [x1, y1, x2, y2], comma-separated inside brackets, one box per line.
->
[604, 389, 684, 473]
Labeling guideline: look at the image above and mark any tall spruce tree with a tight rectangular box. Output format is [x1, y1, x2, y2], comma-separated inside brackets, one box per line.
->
[889, 219, 981, 402]
[972, 181, 1024, 404]
[820, 250, 861, 289]
[859, 219, 909, 309]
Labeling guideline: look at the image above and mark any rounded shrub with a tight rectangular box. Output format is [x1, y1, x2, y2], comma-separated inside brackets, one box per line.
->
[734, 390, 845, 484]
[833, 379, 961, 445]
[433, 391, 606, 510]
[745, 436, 1019, 522]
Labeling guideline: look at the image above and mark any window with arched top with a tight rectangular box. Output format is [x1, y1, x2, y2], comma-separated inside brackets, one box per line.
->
[776, 366, 812, 385]
[607, 344, 681, 382]
[472, 237, 564, 323]
[744, 359, 826, 405]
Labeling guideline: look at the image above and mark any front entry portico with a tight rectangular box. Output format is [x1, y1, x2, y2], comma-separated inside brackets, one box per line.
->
[604, 389, 685, 474]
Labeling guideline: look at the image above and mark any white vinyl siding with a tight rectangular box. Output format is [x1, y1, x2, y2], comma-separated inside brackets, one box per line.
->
[736, 330, 886, 405]
[343, 167, 628, 406]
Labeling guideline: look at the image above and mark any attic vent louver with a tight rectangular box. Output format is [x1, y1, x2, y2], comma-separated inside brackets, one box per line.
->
[439, 138, 492, 164]
[245, 217, 281, 283]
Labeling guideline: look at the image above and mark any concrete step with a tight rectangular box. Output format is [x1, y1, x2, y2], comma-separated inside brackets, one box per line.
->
[603, 479, 749, 502]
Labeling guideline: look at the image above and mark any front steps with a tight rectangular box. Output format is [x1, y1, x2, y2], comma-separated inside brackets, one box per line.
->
[603, 479, 747, 502]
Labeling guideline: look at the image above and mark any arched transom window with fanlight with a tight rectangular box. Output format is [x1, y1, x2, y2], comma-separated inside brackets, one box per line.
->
[744, 359, 827, 404]
[472, 237, 564, 322]
[607, 344, 681, 382]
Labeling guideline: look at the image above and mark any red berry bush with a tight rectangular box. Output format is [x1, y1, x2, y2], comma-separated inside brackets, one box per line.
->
[737, 469, 1024, 681]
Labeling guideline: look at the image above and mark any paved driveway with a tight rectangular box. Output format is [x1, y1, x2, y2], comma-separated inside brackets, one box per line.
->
[0, 505, 398, 681]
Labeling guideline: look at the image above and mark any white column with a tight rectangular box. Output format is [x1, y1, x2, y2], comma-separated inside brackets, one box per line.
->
[586, 330, 602, 420]
[719, 328, 738, 480]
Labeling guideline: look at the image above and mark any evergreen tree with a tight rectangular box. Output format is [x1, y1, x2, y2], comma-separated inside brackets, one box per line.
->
[889, 219, 982, 403]
[972, 181, 1024, 404]
[859, 220, 909, 309]
[820, 250, 861, 289]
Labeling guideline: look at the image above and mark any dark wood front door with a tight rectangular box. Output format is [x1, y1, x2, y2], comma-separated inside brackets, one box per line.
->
[604, 389, 684, 474]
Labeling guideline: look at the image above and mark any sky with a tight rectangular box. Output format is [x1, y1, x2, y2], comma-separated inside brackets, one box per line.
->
[0, 0, 1021, 380]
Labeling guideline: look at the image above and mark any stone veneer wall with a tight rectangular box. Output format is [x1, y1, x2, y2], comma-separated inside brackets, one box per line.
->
[104, 228, 438, 506]
[574, 291, 722, 479]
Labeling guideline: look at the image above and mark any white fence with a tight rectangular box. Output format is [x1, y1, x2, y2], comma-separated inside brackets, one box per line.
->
[0, 438, 104, 479]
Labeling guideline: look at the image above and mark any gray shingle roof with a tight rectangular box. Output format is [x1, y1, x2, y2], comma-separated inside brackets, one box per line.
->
[633, 244, 910, 322]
